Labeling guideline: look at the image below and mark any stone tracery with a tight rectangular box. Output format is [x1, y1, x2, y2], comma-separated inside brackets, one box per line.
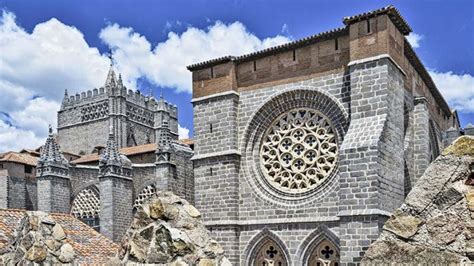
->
[308, 239, 340, 266]
[133, 184, 157, 210]
[254, 239, 288, 266]
[71, 187, 100, 219]
[260, 108, 338, 193]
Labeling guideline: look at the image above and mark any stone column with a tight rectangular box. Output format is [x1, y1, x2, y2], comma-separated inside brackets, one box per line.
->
[155, 120, 175, 191]
[0, 170, 8, 209]
[99, 131, 133, 242]
[37, 126, 71, 213]
[413, 97, 431, 181]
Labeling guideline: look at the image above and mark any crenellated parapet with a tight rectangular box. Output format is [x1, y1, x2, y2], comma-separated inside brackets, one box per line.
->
[57, 66, 179, 154]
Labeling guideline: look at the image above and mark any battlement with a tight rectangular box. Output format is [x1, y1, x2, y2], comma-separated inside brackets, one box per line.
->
[61, 87, 108, 109]
[61, 85, 177, 117]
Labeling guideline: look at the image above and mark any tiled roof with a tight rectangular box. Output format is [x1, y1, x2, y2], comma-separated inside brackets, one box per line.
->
[0, 209, 119, 264]
[343, 5, 412, 35]
[187, 27, 347, 71]
[72, 143, 158, 164]
[179, 138, 194, 146]
[0, 152, 38, 166]
[19, 149, 41, 157]
[72, 140, 194, 164]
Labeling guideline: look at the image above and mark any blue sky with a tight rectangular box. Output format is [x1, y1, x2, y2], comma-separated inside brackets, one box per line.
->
[0, 0, 473, 151]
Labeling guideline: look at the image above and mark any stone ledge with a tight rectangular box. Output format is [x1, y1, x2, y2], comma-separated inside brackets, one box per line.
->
[131, 163, 155, 167]
[348, 53, 406, 76]
[337, 209, 393, 217]
[191, 149, 241, 161]
[204, 216, 340, 227]
[71, 165, 99, 169]
[191, 90, 239, 104]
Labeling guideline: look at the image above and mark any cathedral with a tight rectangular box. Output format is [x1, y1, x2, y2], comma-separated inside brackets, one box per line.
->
[0, 5, 470, 265]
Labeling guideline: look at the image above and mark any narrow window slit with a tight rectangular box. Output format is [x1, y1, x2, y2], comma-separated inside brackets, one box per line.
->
[292, 49, 296, 61]
[367, 19, 371, 33]
[210, 67, 214, 78]
[335, 38, 339, 51]
[209, 123, 213, 133]
[253, 60, 257, 71]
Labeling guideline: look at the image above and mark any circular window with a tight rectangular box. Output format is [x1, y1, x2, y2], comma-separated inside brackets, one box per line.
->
[260, 108, 338, 194]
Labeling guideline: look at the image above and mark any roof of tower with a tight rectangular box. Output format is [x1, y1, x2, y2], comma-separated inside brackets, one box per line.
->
[99, 130, 132, 168]
[38, 126, 68, 165]
[104, 66, 117, 87]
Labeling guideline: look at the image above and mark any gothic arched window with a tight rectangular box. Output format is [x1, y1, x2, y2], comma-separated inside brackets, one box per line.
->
[71, 186, 100, 231]
[133, 184, 157, 211]
[308, 239, 339, 266]
[254, 239, 288, 266]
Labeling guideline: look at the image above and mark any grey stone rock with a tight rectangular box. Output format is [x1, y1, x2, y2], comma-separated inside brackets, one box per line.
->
[363, 136, 474, 264]
[52, 224, 66, 241]
[118, 192, 228, 265]
[383, 210, 423, 239]
[58, 243, 75, 263]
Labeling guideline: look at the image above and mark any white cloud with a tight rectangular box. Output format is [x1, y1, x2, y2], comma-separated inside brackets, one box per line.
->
[99, 21, 291, 93]
[0, 120, 45, 151]
[178, 124, 190, 139]
[0, 10, 290, 152]
[429, 70, 474, 113]
[0, 10, 110, 151]
[406, 32, 423, 48]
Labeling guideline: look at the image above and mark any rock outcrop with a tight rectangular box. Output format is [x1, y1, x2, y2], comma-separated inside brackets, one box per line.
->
[362, 136, 474, 265]
[0, 211, 76, 265]
[117, 191, 230, 265]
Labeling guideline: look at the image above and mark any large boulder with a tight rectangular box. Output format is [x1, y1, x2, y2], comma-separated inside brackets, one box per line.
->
[117, 191, 230, 265]
[0, 211, 75, 265]
[362, 136, 474, 265]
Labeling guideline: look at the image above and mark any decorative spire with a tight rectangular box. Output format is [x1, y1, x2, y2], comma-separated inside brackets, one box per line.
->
[156, 119, 173, 164]
[38, 125, 68, 172]
[99, 122, 132, 176]
[105, 66, 117, 88]
[117, 74, 124, 88]
[101, 130, 121, 164]
[64, 89, 68, 98]
[107, 48, 114, 66]
[149, 88, 154, 99]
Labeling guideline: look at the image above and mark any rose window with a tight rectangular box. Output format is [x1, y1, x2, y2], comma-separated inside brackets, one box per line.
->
[260, 108, 338, 193]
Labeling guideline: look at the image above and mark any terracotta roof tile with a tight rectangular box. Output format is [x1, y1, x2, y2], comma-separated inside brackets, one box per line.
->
[179, 138, 194, 146]
[0, 209, 118, 264]
[72, 143, 157, 164]
[0, 152, 38, 166]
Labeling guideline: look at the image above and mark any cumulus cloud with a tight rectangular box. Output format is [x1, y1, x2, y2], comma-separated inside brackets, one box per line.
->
[178, 124, 190, 139]
[99, 21, 291, 93]
[0, 10, 109, 151]
[0, 10, 290, 151]
[0, 120, 45, 152]
[429, 70, 474, 113]
[406, 32, 423, 48]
